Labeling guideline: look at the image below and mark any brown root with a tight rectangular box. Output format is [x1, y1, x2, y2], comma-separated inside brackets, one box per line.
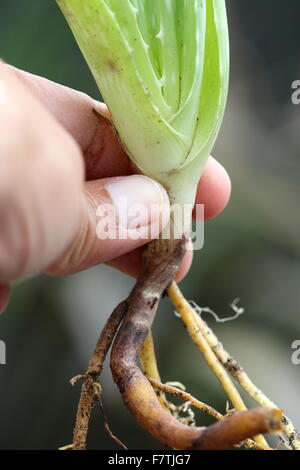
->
[110, 236, 282, 449]
[72, 300, 127, 450]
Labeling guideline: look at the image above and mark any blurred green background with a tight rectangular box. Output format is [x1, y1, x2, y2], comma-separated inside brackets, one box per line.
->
[0, 0, 299, 450]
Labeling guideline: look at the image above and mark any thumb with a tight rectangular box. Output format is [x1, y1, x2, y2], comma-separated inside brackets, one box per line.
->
[47, 175, 170, 276]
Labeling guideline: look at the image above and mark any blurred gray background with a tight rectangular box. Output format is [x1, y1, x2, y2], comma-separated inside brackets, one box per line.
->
[0, 0, 299, 449]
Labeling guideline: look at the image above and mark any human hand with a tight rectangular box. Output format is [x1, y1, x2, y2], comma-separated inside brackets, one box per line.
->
[0, 63, 231, 313]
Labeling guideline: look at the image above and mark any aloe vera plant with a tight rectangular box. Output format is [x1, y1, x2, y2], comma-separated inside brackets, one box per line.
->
[56, 0, 284, 451]
[57, 0, 229, 233]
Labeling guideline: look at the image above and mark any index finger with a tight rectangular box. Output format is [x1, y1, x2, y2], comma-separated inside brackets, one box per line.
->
[4, 64, 132, 180]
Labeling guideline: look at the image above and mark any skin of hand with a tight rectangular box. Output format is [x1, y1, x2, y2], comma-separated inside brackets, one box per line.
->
[0, 63, 231, 314]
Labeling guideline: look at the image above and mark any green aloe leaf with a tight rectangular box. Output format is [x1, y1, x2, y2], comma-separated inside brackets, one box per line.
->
[57, 0, 229, 211]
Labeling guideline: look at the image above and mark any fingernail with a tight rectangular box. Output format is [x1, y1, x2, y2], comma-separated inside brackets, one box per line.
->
[104, 175, 170, 230]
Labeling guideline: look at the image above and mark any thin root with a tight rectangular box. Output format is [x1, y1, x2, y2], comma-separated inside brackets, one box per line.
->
[168, 281, 300, 450]
[59, 444, 74, 451]
[149, 378, 272, 451]
[99, 399, 128, 450]
[140, 331, 172, 411]
[72, 300, 127, 450]
[167, 281, 268, 448]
